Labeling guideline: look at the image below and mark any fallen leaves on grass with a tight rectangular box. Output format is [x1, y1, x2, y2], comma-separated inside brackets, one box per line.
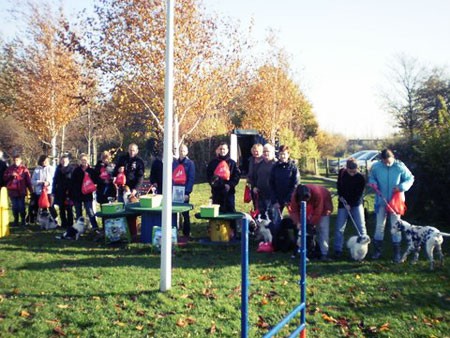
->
[209, 321, 217, 334]
[202, 288, 217, 300]
[258, 275, 276, 282]
[0, 268, 5, 277]
[20, 310, 31, 318]
[57, 304, 70, 309]
[321, 313, 338, 323]
[176, 316, 196, 327]
[256, 315, 270, 329]
[52, 326, 66, 336]
[113, 320, 126, 327]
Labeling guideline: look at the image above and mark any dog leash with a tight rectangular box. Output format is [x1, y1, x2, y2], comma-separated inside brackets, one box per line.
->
[369, 184, 399, 215]
[340, 197, 363, 237]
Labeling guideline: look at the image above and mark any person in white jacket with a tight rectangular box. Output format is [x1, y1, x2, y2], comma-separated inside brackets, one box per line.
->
[30, 155, 58, 224]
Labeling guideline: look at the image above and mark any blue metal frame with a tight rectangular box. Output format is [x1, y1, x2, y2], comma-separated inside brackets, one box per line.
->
[258, 201, 307, 338]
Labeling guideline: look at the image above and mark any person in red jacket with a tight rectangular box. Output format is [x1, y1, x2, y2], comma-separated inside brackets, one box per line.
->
[3, 154, 33, 227]
[290, 184, 333, 260]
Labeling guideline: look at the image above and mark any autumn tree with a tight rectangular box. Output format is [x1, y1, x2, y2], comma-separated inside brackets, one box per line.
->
[0, 2, 85, 160]
[238, 33, 317, 144]
[75, 0, 248, 155]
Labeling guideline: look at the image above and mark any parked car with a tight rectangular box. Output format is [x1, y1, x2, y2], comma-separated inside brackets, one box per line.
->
[330, 150, 378, 173]
[355, 150, 381, 172]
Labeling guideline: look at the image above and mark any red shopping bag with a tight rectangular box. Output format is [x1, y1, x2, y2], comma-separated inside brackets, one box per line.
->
[243, 185, 252, 203]
[82, 171, 97, 195]
[173, 164, 187, 185]
[387, 191, 407, 215]
[213, 160, 230, 181]
[38, 189, 50, 209]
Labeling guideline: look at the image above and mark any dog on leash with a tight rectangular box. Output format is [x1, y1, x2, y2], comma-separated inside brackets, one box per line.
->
[347, 235, 371, 261]
[392, 220, 450, 270]
[38, 210, 58, 230]
[56, 217, 86, 240]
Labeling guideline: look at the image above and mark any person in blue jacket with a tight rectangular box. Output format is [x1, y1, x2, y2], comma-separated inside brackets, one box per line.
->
[172, 144, 195, 238]
[368, 149, 414, 262]
[269, 145, 299, 232]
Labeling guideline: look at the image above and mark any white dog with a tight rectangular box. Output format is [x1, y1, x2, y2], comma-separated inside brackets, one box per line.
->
[38, 210, 58, 230]
[255, 215, 273, 243]
[56, 217, 86, 240]
[347, 235, 371, 261]
[392, 220, 450, 270]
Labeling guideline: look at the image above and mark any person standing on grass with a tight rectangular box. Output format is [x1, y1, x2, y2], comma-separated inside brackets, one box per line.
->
[253, 143, 277, 219]
[172, 144, 195, 238]
[71, 154, 100, 232]
[113, 143, 145, 201]
[3, 154, 33, 227]
[368, 148, 414, 262]
[53, 154, 74, 229]
[94, 151, 116, 204]
[207, 142, 240, 213]
[333, 157, 367, 259]
[290, 184, 333, 261]
[269, 145, 299, 231]
[30, 155, 58, 225]
[246, 143, 263, 209]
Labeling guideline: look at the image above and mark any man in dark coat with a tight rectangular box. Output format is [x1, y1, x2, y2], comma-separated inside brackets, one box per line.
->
[113, 143, 145, 201]
[206, 142, 240, 213]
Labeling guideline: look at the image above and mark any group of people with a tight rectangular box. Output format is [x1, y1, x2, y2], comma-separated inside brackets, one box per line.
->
[0, 143, 196, 239]
[243, 144, 414, 262]
[2, 142, 414, 260]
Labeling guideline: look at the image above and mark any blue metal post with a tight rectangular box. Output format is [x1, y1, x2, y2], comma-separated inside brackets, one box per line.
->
[241, 217, 249, 337]
[300, 201, 307, 334]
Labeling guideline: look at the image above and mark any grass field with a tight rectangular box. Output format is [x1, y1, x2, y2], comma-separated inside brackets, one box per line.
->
[0, 177, 449, 337]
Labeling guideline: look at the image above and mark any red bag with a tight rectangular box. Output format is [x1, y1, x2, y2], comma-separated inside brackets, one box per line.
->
[213, 160, 230, 181]
[82, 171, 97, 195]
[99, 167, 110, 180]
[173, 164, 187, 185]
[115, 172, 126, 186]
[7, 178, 20, 191]
[387, 191, 407, 215]
[38, 189, 50, 208]
[244, 185, 252, 203]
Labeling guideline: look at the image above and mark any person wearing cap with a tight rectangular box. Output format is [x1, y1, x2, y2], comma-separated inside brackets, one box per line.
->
[333, 157, 367, 259]
[289, 184, 333, 261]
[368, 149, 414, 262]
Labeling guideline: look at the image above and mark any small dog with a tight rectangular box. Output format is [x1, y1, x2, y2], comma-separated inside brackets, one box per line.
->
[38, 210, 58, 230]
[254, 214, 273, 243]
[392, 220, 450, 270]
[123, 185, 139, 205]
[56, 217, 86, 240]
[347, 235, 371, 261]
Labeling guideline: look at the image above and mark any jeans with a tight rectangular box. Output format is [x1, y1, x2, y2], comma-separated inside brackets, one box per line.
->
[75, 200, 98, 229]
[11, 196, 26, 225]
[374, 208, 401, 243]
[334, 205, 367, 252]
[315, 215, 330, 256]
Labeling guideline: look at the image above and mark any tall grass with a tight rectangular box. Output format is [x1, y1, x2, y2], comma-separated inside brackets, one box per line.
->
[0, 177, 448, 337]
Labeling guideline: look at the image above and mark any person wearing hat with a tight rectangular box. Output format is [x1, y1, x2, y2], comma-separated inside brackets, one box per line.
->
[368, 148, 414, 262]
[289, 183, 333, 261]
[333, 157, 367, 259]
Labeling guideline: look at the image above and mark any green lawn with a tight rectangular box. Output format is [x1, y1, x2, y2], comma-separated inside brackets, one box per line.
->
[0, 177, 449, 337]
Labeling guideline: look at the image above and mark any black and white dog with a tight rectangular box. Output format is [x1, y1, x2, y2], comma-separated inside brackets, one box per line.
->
[346, 235, 371, 261]
[392, 220, 450, 270]
[254, 214, 273, 243]
[38, 210, 58, 230]
[56, 217, 86, 240]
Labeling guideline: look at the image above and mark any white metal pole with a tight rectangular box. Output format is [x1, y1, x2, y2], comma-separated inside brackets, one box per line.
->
[160, 0, 175, 292]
